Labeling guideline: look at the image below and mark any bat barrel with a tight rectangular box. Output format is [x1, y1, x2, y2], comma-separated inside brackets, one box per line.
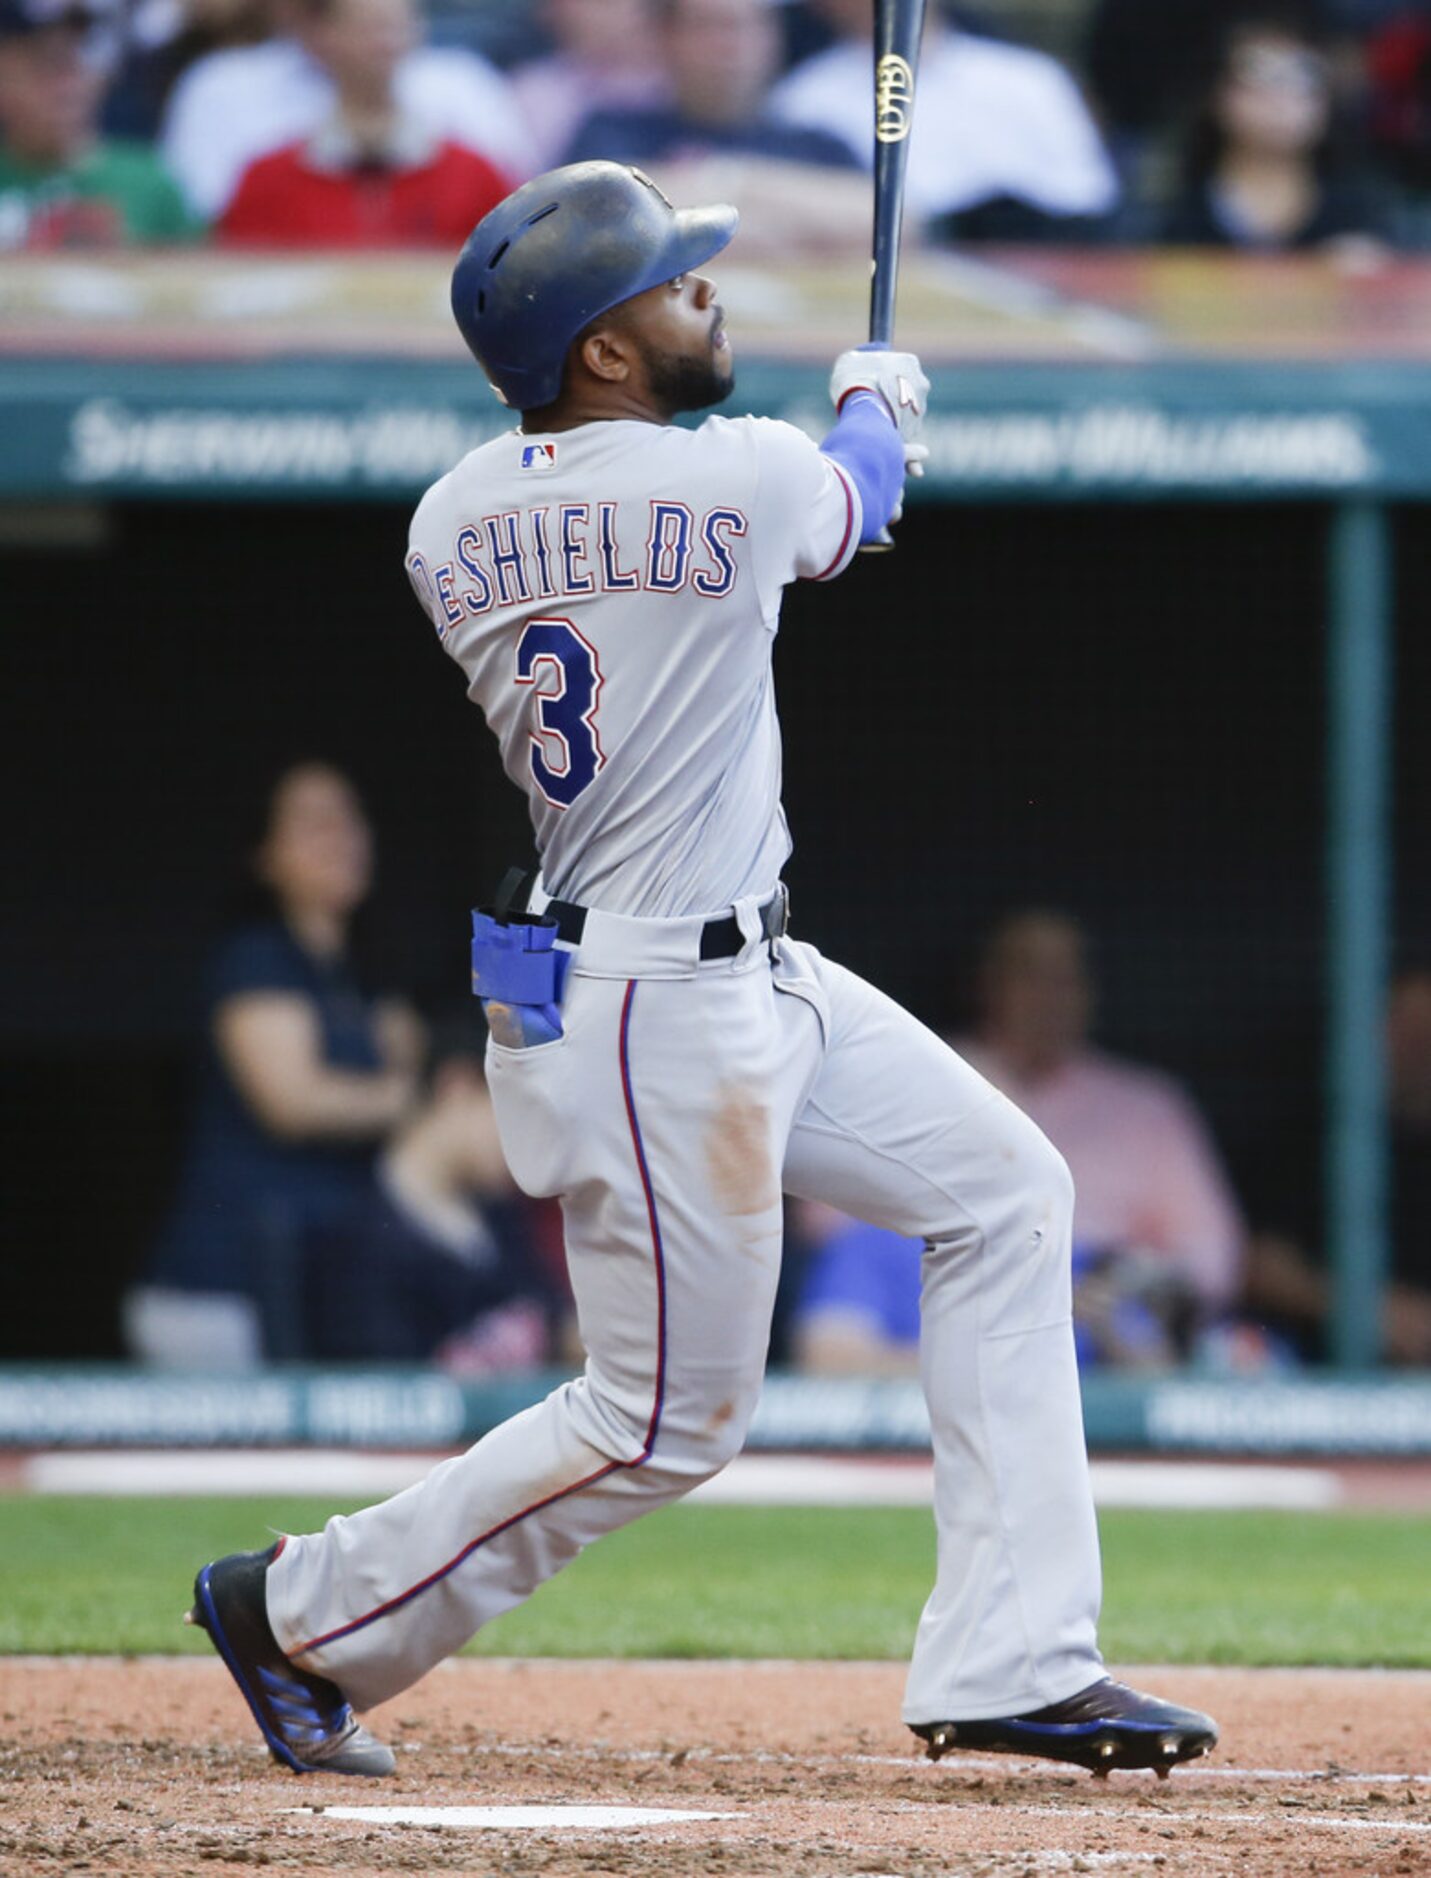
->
[868, 0, 927, 349]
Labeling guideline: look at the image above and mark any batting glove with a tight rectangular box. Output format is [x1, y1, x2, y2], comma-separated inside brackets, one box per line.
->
[890, 440, 930, 523]
[830, 345, 930, 440]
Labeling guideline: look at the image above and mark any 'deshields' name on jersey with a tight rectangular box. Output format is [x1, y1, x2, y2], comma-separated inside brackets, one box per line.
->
[406, 499, 748, 637]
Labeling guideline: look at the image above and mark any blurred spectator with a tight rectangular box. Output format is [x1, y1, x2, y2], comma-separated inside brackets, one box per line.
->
[789, 1203, 921, 1377]
[771, 0, 1119, 241]
[104, 0, 274, 143]
[123, 762, 422, 1368]
[565, 0, 869, 257]
[217, 0, 512, 246]
[1085, 0, 1298, 150]
[159, 0, 533, 221]
[789, 908, 1249, 1379]
[0, 0, 195, 247]
[956, 911, 1247, 1317]
[511, 0, 669, 171]
[1378, 964, 1431, 1360]
[303, 1028, 560, 1366]
[1366, 9, 1431, 205]
[1320, 0, 1423, 26]
[1243, 963, 1431, 1365]
[1158, 13, 1388, 252]
[1086, 0, 1411, 152]
[790, 1204, 1196, 1377]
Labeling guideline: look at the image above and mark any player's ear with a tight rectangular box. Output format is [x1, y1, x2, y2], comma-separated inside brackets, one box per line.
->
[575, 321, 634, 386]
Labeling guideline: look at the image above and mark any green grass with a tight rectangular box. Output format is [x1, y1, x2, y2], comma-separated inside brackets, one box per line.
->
[1, 1497, 1426, 1666]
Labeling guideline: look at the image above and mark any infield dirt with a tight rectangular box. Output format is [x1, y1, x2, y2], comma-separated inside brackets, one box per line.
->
[1, 1659, 1426, 1877]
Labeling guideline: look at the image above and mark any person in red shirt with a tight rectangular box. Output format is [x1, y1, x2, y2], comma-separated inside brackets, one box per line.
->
[218, 0, 512, 247]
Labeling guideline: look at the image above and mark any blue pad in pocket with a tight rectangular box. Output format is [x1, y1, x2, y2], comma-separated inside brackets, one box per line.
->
[471, 911, 571, 1047]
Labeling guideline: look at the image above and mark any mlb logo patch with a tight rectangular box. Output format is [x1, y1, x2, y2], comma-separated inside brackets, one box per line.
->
[521, 442, 558, 471]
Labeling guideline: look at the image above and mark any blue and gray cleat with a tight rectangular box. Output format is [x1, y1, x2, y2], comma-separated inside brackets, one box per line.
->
[912, 1677, 1218, 1778]
[186, 1544, 394, 1776]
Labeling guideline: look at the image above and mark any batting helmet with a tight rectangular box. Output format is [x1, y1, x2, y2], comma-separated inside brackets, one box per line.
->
[450, 162, 739, 411]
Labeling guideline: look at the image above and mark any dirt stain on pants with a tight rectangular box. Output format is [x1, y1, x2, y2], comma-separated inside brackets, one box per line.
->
[705, 1083, 779, 1217]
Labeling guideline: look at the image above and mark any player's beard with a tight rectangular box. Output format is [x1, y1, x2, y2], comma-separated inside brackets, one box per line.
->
[641, 339, 734, 415]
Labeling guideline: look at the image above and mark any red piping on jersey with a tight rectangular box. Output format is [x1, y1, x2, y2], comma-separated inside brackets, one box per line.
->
[286, 1460, 624, 1655]
[813, 460, 857, 580]
[286, 979, 667, 1659]
[618, 978, 667, 1458]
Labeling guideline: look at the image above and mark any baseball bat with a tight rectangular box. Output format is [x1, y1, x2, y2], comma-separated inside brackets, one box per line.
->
[861, 0, 927, 553]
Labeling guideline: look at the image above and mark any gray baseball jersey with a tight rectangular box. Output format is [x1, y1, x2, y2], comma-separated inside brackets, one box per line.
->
[405, 415, 859, 917]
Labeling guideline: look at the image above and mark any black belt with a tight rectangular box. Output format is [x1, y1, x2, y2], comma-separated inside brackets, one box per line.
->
[495, 869, 788, 960]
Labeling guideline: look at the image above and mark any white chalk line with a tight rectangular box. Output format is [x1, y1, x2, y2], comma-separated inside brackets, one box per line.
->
[1007, 1804, 1431, 1837]
[956, 1860, 1164, 1873]
[282, 1804, 736, 1831]
[467, 1739, 1430, 1785]
[760, 1797, 1431, 1838]
[824, 1862, 1165, 1875]
[19, 1448, 1352, 1511]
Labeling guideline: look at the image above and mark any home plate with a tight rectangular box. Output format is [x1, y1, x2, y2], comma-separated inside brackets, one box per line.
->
[288, 1805, 737, 1831]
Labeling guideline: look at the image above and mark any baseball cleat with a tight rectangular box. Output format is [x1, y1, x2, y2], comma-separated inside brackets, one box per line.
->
[911, 1677, 1218, 1777]
[187, 1543, 395, 1776]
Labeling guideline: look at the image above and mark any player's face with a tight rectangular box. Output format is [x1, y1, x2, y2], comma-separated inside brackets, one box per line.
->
[1388, 973, 1431, 1107]
[1217, 31, 1330, 157]
[302, 0, 417, 97]
[0, 26, 104, 164]
[665, 0, 779, 125]
[258, 763, 374, 920]
[622, 270, 734, 416]
[982, 919, 1092, 1066]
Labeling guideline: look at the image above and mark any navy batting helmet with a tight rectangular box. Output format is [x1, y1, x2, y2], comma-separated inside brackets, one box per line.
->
[450, 162, 738, 411]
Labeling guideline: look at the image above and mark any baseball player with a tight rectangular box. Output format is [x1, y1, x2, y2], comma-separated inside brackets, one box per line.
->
[188, 162, 1217, 1782]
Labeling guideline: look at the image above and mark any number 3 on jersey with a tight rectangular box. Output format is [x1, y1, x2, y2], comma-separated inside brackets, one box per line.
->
[515, 617, 606, 809]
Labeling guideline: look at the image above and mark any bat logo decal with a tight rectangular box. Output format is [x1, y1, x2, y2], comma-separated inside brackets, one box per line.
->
[875, 54, 915, 143]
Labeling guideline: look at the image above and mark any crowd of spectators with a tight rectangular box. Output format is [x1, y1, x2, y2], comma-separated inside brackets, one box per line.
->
[121, 761, 1428, 1375]
[6, 0, 1431, 254]
[787, 910, 1431, 1376]
[62, 7, 1427, 1372]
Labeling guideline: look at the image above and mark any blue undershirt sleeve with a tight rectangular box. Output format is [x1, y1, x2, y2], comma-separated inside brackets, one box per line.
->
[818, 391, 906, 545]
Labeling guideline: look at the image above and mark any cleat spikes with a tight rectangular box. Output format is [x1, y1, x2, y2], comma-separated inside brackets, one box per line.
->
[901, 1690, 1216, 1772]
[911, 1678, 1218, 1777]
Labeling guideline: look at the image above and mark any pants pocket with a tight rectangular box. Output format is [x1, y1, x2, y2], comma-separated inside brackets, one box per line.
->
[485, 1035, 571, 1198]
